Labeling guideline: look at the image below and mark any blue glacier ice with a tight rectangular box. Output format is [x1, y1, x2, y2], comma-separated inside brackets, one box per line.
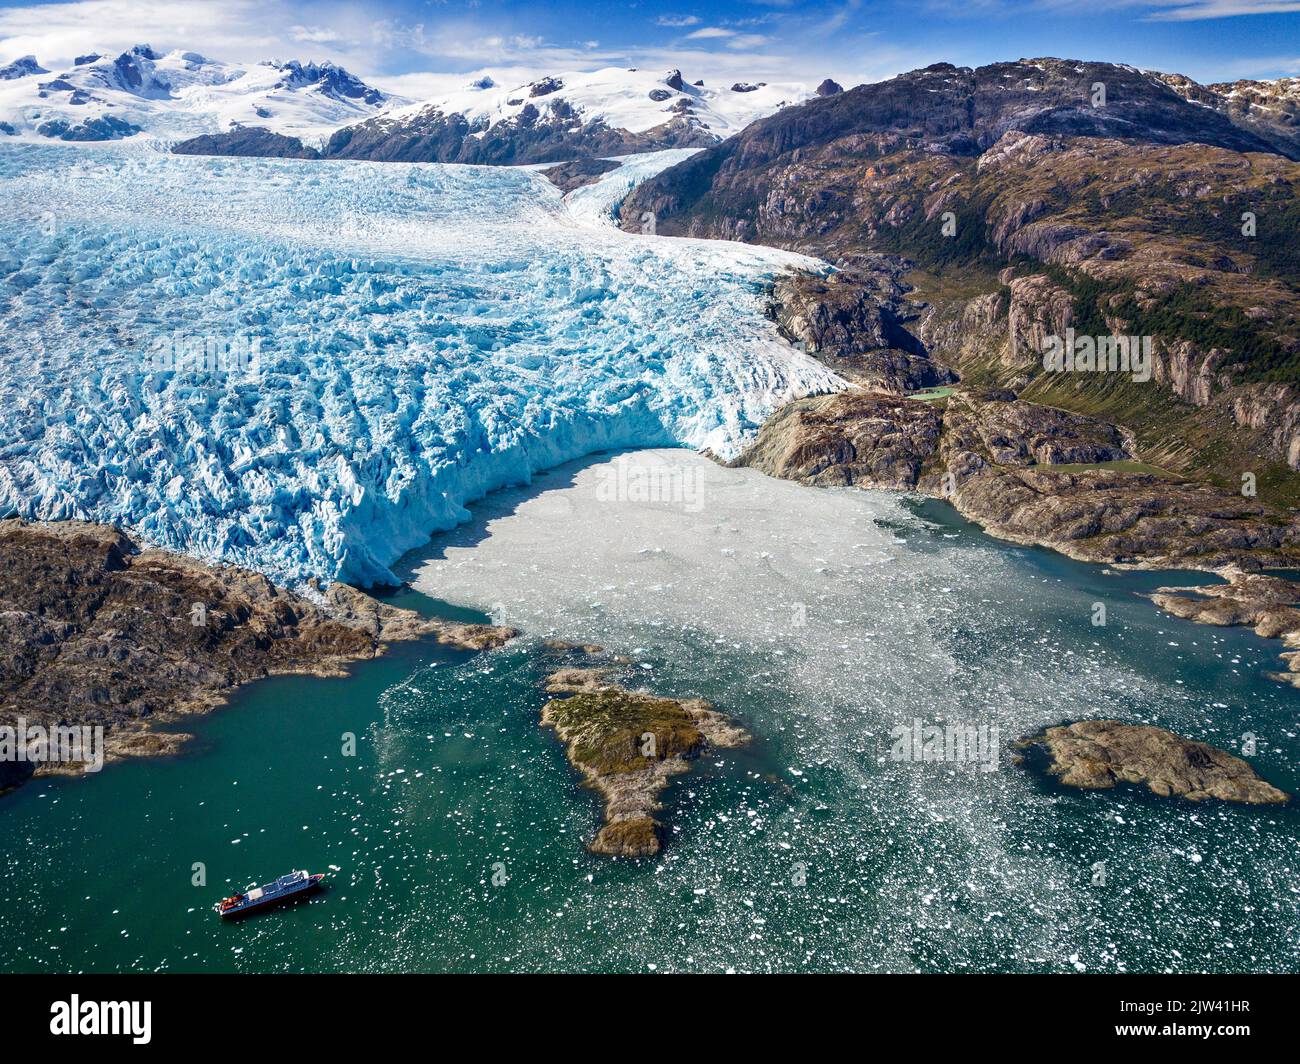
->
[0, 144, 843, 586]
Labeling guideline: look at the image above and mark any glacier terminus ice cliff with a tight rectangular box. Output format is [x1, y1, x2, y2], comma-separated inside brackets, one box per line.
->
[0, 145, 841, 586]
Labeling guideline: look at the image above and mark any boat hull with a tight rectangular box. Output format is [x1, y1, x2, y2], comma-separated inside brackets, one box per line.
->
[219, 874, 324, 920]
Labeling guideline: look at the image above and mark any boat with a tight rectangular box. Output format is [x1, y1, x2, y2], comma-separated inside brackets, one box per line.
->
[216, 869, 324, 919]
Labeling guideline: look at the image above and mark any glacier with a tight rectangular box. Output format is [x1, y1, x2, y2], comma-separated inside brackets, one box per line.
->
[0, 144, 843, 586]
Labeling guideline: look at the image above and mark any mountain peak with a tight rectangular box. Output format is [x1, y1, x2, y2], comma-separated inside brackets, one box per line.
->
[0, 55, 48, 80]
[271, 59, 386, 105]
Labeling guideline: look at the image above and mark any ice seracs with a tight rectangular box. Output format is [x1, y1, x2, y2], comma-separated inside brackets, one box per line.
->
[0, 147, 841, 587]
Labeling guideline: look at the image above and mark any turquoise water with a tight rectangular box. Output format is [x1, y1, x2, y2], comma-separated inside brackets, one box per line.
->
[2, 490, 1298, 973]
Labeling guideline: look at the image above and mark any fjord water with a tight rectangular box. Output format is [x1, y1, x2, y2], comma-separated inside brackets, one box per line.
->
[1, 143, 1296, 972]
[2, 452, 1297, 973]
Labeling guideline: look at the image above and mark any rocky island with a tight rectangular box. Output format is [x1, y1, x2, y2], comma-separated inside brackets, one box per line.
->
[540, 661, 748, 857]
[1016, 720, 1289, 804]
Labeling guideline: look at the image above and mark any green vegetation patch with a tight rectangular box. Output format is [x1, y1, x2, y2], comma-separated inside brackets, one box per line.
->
[1034, 264, 1294, 384]
[907, 386, 958, 402]
[543, 688, 704, 774]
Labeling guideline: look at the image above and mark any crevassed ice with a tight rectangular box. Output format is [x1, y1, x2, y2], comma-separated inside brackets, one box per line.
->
[0, 145, 842, 586]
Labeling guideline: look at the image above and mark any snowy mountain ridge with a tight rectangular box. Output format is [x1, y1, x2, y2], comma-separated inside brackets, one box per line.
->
[169, 64, 816, 163]
[379, 66, 812, 142]
[0, 44, 403, 144]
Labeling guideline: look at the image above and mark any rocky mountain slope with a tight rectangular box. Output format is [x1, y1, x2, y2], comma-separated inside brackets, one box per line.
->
[0, 44, 400, 143]
[172, 66, 810, 163]
[623, 57, 1300, 519]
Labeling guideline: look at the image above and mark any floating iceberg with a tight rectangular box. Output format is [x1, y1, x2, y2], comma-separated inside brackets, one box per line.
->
[0, 145, 842, 585]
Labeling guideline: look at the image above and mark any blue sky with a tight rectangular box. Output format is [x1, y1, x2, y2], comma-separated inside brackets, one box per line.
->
[0, 0, 1297, 95]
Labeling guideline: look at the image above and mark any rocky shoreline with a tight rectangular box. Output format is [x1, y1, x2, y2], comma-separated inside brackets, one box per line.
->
[1147, 569, 1300, 687]
[0, 519, 516, 794]
[538, 652, 748, 858]
[735, 384, 1300, 571]
[730, 260, 1300, 673]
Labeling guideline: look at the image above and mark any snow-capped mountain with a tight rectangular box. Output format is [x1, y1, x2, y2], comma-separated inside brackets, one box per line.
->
[176, 65, 814, 163]
[325, 66, 811, 163]
[402, 66, 809, 143]
[0, 44, 401, 144]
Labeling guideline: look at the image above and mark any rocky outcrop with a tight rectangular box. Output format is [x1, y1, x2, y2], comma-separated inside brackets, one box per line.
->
[740, 384, 1300, 570]
[1148, 570, 1300, 685]
[0, 55, 47, 80]
[35, 114, 140, 141]
[0, 520, 516, 791]
[1016, 720, 1289, 803]
[540, 156, 621, 193]
[767, 265, 954, 393]
[941, 393, 1131, 467]
[540, 665, 747, 857]
[933, 393, 1300, 568]
[1231, 385, 1300, 470]
[732, 391, 941, 489]
[172, 126, 321, 159]
[1004, 275, 1074, 370]
[816, 79, 843, 97]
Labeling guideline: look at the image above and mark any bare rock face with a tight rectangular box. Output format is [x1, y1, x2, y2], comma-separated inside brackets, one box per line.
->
[1017, 720, 1289, 803]
[0, 519, 515, 790]
[768, 267, 954, 393]
[1005, 275, 1076, 369]
[540, 156, 621, 193]
[732, 391, 941, 489]
[943, 393, 1130, 467]
[1230, 384, 1300, 471]
[540, 676, 747, 857]
[323, 582, 515, 650]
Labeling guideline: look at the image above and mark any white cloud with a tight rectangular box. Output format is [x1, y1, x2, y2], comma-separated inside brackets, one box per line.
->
[0, 0, 289, 67]
[655, 15, 701, 27]
[1145, 0, 1300, 18]
[0, 0, 930, 103]
[290, 25, 344, 45]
